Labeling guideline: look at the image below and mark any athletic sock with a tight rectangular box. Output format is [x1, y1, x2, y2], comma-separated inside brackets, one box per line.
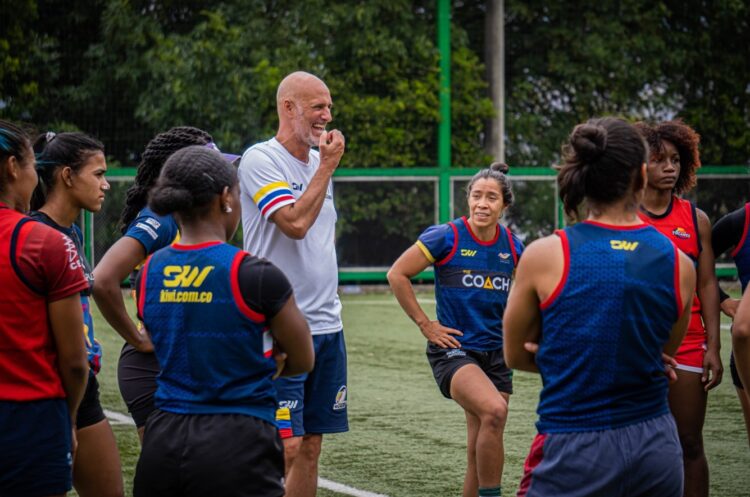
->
[478, 485, 502, 497]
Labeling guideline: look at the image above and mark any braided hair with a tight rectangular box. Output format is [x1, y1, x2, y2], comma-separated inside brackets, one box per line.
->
[119, 126, 213, 232]
[149, 146, 237, 218]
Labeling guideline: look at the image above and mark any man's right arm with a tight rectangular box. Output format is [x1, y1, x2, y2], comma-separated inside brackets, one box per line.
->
[269, 130, 345, 240]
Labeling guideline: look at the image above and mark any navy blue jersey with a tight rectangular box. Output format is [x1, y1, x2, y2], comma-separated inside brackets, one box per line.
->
[732, 203, 750, 291]
[537, 221, 681, 433]
[124, 207, 179, 257]
[29, 212, 101, 373]
[137, 241, 277, 424]
[418, 216, 523, 351]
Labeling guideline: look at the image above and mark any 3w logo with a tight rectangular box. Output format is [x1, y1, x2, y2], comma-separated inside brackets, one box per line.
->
[461, 249, 477, 257]
[162, 266, 215, 287]
[610, 240, 639, 251]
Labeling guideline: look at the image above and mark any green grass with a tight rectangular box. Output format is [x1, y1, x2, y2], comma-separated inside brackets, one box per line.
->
[88, 292, 749, 497]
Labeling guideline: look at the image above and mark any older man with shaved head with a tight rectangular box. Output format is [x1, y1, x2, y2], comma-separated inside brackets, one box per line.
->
[238, 71, 347, 497]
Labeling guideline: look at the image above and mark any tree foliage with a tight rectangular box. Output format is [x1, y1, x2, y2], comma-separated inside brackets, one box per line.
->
[2, 1, 746, 167]
[0, 1, 747, 261]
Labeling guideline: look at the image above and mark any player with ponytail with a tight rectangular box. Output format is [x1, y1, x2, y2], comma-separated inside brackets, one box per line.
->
[389, 162, 523, 497]
[132, 145, 312, 497]
[505, 117, 696, 497]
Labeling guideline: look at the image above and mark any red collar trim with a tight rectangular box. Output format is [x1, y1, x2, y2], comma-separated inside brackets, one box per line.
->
[172, 240, 223, 250]
[462, 216, 500, 245]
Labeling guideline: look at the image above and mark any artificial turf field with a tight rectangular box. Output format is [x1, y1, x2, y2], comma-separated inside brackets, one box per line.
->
[85, 292, 749, 497]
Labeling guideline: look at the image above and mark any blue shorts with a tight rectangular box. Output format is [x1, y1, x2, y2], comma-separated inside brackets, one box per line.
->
[518, 414, 683, 497]
[274, 331, 348, 438]
[0, 399, 73, 497]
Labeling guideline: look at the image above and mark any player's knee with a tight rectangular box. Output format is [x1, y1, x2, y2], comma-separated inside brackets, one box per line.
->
[283, 436, 303, 462]
[298, 435, 323, 462]
[479, 402, 508, 431]
[679, 433, 704, 460]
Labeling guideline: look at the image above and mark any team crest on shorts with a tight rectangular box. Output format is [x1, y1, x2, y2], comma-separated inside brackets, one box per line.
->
[333, 385, 347, 411]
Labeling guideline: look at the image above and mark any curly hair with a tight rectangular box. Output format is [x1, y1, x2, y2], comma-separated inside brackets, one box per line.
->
[634, 119, 701, 195]
[119, 126, 213, 233]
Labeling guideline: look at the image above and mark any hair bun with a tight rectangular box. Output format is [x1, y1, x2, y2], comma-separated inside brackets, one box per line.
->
[489, 162, 509, 174]
[149, 184, 194, 215]
[571, 123, 608, 162]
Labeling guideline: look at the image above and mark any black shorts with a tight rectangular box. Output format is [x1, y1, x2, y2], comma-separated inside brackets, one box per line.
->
[426, 343, 513, 399]
[730, 351, 744, 390]
[133, 410, 284, 497]
[77, 369, 106, 429]
[118, 343, 160, 427]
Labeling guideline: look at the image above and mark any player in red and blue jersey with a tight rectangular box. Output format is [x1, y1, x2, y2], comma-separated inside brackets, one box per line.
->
[0, 120, 89, 497]
[131, 145, 313, 497]
[30, 131, 124, 497]
[636, 120, 721, 497]
[505, 117, 696, 497]
[92, 126, 238, 441]
[389, 163, 523, 497]
[712, 202, 750, 444]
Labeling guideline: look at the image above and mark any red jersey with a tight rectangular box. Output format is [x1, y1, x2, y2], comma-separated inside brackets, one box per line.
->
[638, 195, 704, 334]
[0, 204, 88, 401]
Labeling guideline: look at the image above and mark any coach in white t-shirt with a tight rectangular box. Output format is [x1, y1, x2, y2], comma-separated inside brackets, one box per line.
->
[238, 71, 347, 497]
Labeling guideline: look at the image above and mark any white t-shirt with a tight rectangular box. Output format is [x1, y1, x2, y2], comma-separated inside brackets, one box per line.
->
[238, 137, 342, 335]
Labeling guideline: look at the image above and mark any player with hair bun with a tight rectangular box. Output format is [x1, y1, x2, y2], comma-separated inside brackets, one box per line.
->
[92, 126, 238, 440]
[635, 119, 721, 497]
[389, 162, 523, 497]
[505, 117, 696, 497]
[132, 145, 313, 497]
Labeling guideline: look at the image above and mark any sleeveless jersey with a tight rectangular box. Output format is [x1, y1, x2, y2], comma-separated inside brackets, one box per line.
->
[537, 221, 681, 433]
[29, 212, 102, 373]
[417, 216, 522, 351]
[638, 196, 703, 334]
[0, 209, 64, 400]
[731, 202, 750, 291]
[138, 241, 277, 424]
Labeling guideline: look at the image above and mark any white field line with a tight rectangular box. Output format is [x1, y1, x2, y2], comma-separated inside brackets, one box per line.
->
[318, 478, 390, 497]
[104, 409, 136, 425]
[104, 409, 390, 497]
[344, 299, 435, 305]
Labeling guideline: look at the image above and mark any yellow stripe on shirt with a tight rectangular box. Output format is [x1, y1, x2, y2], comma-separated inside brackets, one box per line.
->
[253, 181, 292, 204]
[415, 240, 435, 263]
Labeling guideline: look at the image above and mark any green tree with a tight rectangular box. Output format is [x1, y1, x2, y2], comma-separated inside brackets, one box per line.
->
[662, 0, 750, 165]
